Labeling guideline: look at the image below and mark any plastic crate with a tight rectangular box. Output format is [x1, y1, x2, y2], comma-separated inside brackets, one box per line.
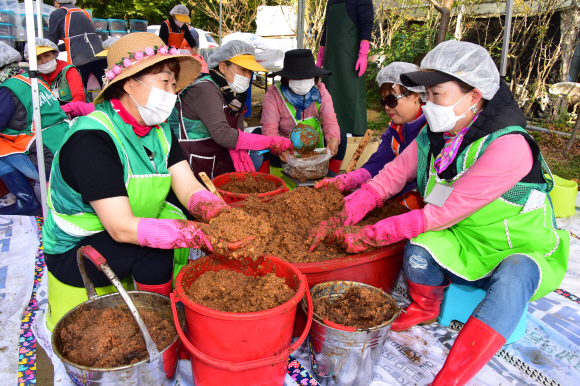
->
[129, 19, 148, 32]
[85, 9, 93, 18]
[0, 10, 16, 25]
[0, 35, 14, 47]
[0, 22, 14, 37]
[91, 18, 107, 31]
[109, 30, 128, 38]
[20, 14, 48, 28]
[96, 30, 109, 42]
[107, 18, 127, 31]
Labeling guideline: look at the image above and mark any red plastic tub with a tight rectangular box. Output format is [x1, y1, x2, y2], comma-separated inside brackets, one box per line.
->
[212, 172, 286, 204]
[172, 254, 313, 386]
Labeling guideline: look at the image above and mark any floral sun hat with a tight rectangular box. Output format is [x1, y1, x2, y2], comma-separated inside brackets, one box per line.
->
[94, 32, 201, 104]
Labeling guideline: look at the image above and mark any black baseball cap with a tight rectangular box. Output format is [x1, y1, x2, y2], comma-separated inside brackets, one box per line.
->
[401, 70, 463, 88]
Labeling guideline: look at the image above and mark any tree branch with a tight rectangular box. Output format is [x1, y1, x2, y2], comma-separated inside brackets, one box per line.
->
[425, 0, 444, 12]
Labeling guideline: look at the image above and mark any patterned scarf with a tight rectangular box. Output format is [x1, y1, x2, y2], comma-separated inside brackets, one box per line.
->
[281, 84, 321, 120]
[0, 63, 23, 84]
[434, 111, 482, 173]
[209, 68, 247, 117]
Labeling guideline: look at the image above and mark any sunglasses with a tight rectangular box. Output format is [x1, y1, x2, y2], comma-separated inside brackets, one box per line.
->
[378, 91, 411, 109]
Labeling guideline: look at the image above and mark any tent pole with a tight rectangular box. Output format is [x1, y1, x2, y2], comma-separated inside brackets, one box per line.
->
[297, 0, 305, 49]
[219, 0, 222, 46]
[24, 0, 48, 219]
[500, 0, 514, 79]
[35, 0, 43, 39]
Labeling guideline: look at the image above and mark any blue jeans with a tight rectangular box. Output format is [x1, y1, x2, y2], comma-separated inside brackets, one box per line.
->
[403, 241, 540, 340]
[0, 154, 39, 180]
[248, 150, 264, 171]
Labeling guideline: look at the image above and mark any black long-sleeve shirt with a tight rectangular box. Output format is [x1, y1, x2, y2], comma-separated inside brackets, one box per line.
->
[320, 0, 374, 46]
[159, 18, 197, 48]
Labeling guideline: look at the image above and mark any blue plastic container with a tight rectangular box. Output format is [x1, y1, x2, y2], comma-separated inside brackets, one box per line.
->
[110, 30, 128, 38]
[96, 30, 109, 42]
[107, 18, 127, 31]
[91, 18, 107, 31]
[0, 23, 15, 37]
[437, 283, 528, 345]
[0, 10, 17, 26]
[0, 35, 14, 48]
[129, 19, 148, 32]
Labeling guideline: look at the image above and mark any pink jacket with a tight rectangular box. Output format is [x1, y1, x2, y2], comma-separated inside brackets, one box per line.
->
[261, 82, 341, 143]
[367, 134, 534, 232]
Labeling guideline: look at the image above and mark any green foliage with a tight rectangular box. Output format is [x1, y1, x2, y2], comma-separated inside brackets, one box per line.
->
[366, 23, 442, 110]
[367, 111, 391, 135]
[76, 0, 185, 25]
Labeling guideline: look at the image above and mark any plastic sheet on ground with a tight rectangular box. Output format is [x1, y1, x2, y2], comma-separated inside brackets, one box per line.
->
[0, 216, 38, 385]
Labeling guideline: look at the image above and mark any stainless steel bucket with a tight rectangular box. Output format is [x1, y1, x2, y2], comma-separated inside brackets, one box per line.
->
[302, 281, 400, 386]
[51, 246, 186, 386]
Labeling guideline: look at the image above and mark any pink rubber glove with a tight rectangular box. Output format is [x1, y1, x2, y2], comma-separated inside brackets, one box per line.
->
[308, 183, 382, 251]
[229, 149, 256, 172]
[188, 190, 229, 223]
[330, 210, 425, 253]
[355, 40, 369, 77]
[137, 218, 252, 253]
[314, 168, 372, 192]
[61, 102, 95, 118]
[316, 46, 325, 68]
[236, 130, 293, 154]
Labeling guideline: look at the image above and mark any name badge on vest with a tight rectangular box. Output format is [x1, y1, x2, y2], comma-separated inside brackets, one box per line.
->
[425, 183, 454, 207]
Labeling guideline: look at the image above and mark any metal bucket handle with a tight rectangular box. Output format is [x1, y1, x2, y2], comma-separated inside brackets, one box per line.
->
[170, 288, 313, 370]
[76, 245, 161, 362]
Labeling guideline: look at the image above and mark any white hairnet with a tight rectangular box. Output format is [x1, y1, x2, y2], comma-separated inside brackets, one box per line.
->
[0, 42, 21, 67]
[206, 40, 256, 69]
[24, 38, 59, 60]
[377, 62, 425, 99]
[102, 36, 119, 50]
[420, 40, 500, 100]
[56, 0, 76, 4]
[170, 4, 189, 16]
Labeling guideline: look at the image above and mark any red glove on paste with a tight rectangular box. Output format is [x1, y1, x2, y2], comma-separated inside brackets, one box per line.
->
[330, 209, 425, 253]
[236, 129, 293, 154]
[314, 168, 372, 192]
[188, 190, 228, 223]
[308, 184, 382, 251]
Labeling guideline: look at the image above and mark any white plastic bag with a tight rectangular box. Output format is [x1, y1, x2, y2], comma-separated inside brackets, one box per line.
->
[283, 148, 333, 179]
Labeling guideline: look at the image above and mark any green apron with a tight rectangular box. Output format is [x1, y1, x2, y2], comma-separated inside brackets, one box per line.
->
[50, 65, 79, 103]
[275, 84, 324, 148]
[0, 74, 70, 154]
[321, 0, 367, 135]
[412, 126, 569, 301]
[43, 101, 189, 280]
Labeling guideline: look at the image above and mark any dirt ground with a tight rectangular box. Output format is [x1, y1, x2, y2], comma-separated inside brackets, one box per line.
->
[37, 345, 54, 385]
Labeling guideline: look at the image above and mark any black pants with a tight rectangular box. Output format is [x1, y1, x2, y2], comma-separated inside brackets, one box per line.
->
[46, 231, 174, 288]
[78, 58, 108, 89]
[254, 126, 348, 168]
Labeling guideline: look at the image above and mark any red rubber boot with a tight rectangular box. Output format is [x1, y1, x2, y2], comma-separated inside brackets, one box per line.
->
[134, 279, 172, 297]
[431, 317, 506, 385]
[391, 278, 449, 332]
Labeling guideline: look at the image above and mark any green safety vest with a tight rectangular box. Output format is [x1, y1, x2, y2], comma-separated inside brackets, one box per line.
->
[412, 126, 569, 301]
[0, 74, 70, 155]
[276, 84, 324, 148]
[43, 101, 189, 279]
[168, 75, 216, 140]
[50, 65, 80, 103]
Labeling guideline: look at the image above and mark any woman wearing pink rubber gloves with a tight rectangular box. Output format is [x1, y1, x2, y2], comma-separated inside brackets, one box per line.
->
[316, 62, 426, 210]
[168, 40, 292, 178]
[310, 41, 569, 385]
[43, 33, 248, 300]
[316, 0, 373, 135]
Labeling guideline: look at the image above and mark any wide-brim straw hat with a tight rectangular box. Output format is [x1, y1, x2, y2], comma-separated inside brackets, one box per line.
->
[94, 32, 201, 105]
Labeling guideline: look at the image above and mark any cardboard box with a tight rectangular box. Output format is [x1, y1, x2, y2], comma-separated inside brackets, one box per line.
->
[339, 136, 380, 171]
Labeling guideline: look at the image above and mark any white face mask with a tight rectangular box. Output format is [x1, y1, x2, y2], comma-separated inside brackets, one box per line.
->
[130, 78, 177, 126]
[227, 65, 250, 94]
[174, 19, 185, 28]
[38, 58, 57, 74]
[289, 78, 315, 95]
[422, 92, 477, 133]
